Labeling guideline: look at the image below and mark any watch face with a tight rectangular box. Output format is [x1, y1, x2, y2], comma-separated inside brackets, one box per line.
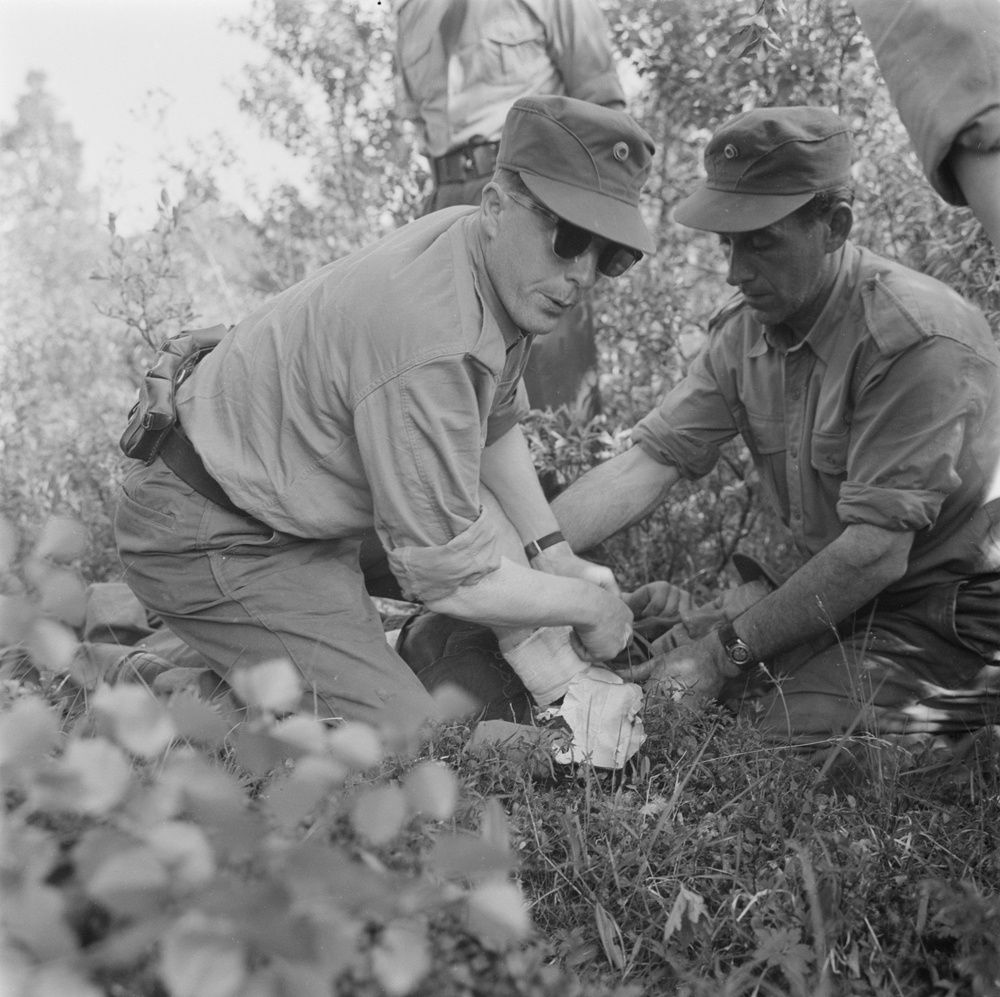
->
[729, 643, 752, 665]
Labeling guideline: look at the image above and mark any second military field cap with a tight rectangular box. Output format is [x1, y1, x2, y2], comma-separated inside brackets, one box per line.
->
[673, 106, 853, 232]
[497, 95, 656, 254]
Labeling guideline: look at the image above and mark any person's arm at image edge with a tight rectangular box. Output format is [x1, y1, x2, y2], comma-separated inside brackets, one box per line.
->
[952, 147, 1000, 247]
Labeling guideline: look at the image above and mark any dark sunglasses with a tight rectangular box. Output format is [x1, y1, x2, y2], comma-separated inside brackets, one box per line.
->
[505, 190, 643, 278]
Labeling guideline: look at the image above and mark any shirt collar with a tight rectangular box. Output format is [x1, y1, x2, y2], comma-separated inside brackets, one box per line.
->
[746, 241, 859, 362]
[463, 214, 524, 350]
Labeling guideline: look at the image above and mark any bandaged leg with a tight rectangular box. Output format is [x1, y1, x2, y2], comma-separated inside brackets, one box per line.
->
[501, 626, 645, 768]
[498, 626, 587, 706]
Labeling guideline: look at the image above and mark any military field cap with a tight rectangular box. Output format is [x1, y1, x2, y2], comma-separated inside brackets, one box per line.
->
[497, 95, 656, 254]
[673, 106, 853, 233]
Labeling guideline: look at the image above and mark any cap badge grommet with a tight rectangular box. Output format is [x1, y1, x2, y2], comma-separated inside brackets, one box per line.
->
[613, 142, 630, 161]
[724, 144, 738, 159]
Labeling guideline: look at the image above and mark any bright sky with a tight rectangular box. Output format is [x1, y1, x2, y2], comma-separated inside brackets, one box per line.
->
[0, 0, 312, 231]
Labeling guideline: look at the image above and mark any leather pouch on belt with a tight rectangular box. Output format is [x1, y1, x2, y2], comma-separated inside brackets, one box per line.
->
[120, 324, 228, 463]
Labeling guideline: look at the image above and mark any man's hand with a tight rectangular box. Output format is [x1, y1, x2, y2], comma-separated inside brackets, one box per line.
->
[644, 631, 739, 708]
[624, 581, 694, 620]
[531, 541, 620, 597]
[570, 588, 634, 661]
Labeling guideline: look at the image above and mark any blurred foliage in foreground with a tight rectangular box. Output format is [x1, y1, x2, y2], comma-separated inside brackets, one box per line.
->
[2, 513, 999, 997]
[0, 514, 559, 997]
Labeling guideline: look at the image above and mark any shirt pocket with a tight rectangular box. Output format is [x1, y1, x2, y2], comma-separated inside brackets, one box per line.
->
[477, 19, 547, 83]
[739, 410, 786, 457]
[810, 430, 850, 476]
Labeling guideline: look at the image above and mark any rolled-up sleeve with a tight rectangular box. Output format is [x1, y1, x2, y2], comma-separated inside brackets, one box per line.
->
[545, 0, 626, 107]
[388, 506, 503, 602]
[837, 338, 991, 529]
[855, 0, 1000, 204]
[631, 348, 739, 479]
[354, 355, 503, 601]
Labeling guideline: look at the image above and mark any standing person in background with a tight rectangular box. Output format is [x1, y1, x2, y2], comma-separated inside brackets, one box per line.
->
[853, 0, 1000, 246]
[394, 0, 630, 414]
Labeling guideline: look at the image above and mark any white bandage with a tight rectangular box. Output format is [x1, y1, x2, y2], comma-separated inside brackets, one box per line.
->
[553, 667, 646, 770]
[501, 625, 589, 707]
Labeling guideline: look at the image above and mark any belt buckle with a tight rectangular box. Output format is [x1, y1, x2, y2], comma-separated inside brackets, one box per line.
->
[461, 148, 477, 180]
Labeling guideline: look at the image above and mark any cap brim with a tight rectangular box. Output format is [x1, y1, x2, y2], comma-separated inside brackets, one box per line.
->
[671, 187, 815, 233]
[520, 172, 656, 255]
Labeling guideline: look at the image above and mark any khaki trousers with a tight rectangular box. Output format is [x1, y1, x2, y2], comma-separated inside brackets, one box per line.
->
[114, 460, 436, 727]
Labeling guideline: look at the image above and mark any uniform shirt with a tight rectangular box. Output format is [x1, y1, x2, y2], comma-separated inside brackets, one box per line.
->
[395, 0, 625, 158]
[176, 206, 532, 602]
[633, 241, 1000, 597]
[854, 0, 1000, 205]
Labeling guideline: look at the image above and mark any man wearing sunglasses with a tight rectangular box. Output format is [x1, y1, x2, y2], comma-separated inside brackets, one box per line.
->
[551, 105, 1000, 744]
[115, 95, 655, 727]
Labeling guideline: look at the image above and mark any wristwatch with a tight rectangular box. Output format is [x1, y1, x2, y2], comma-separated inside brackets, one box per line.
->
[717, 622, 755, 670]
[524, 530, 566, 561]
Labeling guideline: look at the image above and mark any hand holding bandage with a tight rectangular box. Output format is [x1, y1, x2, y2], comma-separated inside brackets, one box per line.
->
[608, 576, 774, 685]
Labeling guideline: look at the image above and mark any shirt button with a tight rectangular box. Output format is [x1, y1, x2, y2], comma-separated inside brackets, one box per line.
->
[789, 446, 798, 458]
[790, 390, 802, 400]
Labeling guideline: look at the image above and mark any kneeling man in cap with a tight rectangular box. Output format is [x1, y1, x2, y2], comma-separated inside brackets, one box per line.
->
[554, 106, 1000, 742]
[115, 95, 653, 726]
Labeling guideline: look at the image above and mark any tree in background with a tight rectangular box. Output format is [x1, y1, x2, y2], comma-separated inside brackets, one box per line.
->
[233, 0, 424, 289]
[1, 69, 87, 218]
[0, 72, 131, 580]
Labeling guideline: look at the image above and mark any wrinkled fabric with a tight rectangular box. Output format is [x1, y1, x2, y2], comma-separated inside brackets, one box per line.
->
[707, 572, 1000, 741]
[615, 562, 1000, 741]
[116, 459, 437, 726]
[176, 208, 531, 602]
[633, 241, 1000, 599]
[721, 597, 1000, 743]
[854, 0, 1000, 204]
[395, 0, 624, 157]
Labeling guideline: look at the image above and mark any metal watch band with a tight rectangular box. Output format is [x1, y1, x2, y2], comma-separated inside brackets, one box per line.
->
[717, 621, 755, 670]
[524, 530, 566, 561]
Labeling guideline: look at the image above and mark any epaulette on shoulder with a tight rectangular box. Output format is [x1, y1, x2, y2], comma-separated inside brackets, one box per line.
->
[860, 265, 980, 357]
[706, 295, 748, 336]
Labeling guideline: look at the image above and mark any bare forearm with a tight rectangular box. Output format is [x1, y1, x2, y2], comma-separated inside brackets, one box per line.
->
[734, 524, 914, 661]
[480, 426, 560, 545]
[952, 147, 1000, 248]
[424, 557, 611, 630]
[551, 446, 681, 551]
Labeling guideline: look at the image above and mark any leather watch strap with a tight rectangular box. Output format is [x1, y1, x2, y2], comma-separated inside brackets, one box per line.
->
[524, 530, 566, 561]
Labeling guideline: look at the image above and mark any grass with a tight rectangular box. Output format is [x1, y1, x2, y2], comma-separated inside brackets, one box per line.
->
[426, 705, 1000, 996]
